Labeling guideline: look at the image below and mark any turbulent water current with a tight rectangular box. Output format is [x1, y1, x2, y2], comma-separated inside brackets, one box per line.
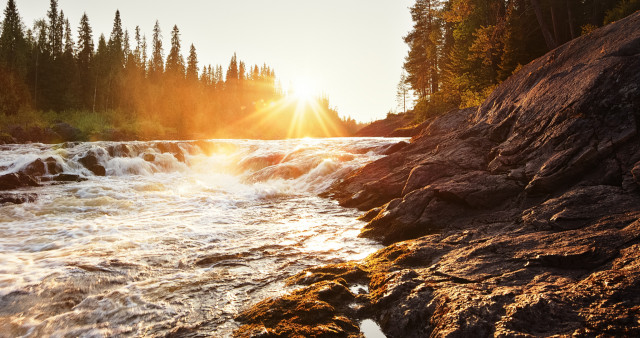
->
[0, 137, 404, 337]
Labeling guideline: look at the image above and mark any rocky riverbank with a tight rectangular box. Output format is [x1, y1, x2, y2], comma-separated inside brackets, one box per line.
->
[235, 11, 640, 337]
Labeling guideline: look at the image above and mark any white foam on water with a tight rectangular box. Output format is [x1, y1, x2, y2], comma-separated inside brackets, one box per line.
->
[0, 137, 407, 337]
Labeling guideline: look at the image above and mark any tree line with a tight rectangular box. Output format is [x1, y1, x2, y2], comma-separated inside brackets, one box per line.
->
[402, 0, 640, 121]
[0, 0, 358, 140]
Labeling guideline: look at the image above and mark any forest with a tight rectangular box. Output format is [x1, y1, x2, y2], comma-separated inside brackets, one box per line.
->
[401, 0, 640, 121]
[0, 0, 360, 141]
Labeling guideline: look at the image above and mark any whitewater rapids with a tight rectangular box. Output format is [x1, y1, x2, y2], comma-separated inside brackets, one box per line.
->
[0, 137, 404, 337]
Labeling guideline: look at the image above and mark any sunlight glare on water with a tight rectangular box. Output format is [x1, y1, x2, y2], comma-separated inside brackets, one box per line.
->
[0, 137, 404, 337]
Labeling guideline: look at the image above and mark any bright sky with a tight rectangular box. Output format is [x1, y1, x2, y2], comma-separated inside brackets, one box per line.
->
[15, 0, 414, 122]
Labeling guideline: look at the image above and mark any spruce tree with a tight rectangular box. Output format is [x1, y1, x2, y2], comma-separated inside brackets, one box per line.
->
[0, 0, 27, 74]
[238, 61, 246, 81]
[63, 18, 73, 54]
[46, 0, 61, 57]
[165, 24, 184, 76]
[134, 26, 142, 67]
[141, 34, 147, 74]
[55, 10, 64, 56]
[186, 43, 198, 81]
[215, 65, 223, 87]
[226, 52, 238, 83]
[123, 29, 131, 65]
[150, 20, 164, 77]
[93, 34, 108, 111]
[60, 17, 77, 109]
[108, 10, 124, 68]
[76, 13, 93, 109]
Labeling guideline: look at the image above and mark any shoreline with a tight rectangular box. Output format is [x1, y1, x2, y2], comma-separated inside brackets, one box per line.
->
[234, 12, 640, 337]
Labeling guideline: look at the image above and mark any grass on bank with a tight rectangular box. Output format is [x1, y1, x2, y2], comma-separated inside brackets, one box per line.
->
[0, 110, 175, 141]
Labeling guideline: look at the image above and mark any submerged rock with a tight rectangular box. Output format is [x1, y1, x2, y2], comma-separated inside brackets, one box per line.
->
[156, 142, 186, 162]
[52, 174, 87, 182]
[236, 12, 640, 337]
[0, 172, 40, 190]
[0, 192, 37, 204]
[79, 152, 106, 176]
[22, 157, 62, 177]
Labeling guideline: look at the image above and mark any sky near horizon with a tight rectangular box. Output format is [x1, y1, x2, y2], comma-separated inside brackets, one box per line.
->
[13, 0, 415, 122]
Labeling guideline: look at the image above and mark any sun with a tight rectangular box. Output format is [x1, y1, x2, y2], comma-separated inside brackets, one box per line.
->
[291, 80, 315, 101]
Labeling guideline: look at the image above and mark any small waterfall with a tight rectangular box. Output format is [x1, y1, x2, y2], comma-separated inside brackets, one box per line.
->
[0, 138, 398, 194]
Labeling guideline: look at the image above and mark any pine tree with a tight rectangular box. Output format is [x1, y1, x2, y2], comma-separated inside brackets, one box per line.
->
[226, 52, 238, 83]
[134, 26, 142, 67]
[55, 10, 64, 57]
[141, 34, 147, 74]
[60, 17, 77, 109]
[150, 20, 164, 77]
[238, 61, 246, 81]
[0, 0, 27, 74]
[76, 13, 93, 109]
[396, 71, 410, 113]
[30, 19, 48, 109]
[215, 65, 223, 87]
[403, 0, 442, 99]
[46, 0, 62, 57]
[76, 13, 93, 69]
[165, 25, 184, 76]
[108, 10, 124, 68]
[63, 18, 73, 54]
[123, 29, 131, 65]
[186, 43, 198, 81]
[93, 34, 108, 111]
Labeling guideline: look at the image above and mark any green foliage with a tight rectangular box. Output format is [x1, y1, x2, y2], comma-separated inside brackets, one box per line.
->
[413, 91, 457, 122]
[403, 0, 628, 123]
[0, 0, 27, 75]
[604, 0, 640, 24]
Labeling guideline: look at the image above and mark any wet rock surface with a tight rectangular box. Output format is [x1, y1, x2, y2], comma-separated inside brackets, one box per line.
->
[0, 172, 40, 190]
[0, 192, 37, 204]
[78, 151, 106, 176]
[236, 13, 640, 337]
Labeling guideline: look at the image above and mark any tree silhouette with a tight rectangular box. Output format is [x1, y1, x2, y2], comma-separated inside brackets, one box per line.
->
[165, 25, 184, 76]
[186, 43, 198, 82]
[76, 13, 93, 110]
[0, 0, 27, 74]
[149, 20, 164, 78]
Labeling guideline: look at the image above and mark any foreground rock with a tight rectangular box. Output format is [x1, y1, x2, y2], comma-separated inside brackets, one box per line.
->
[236, 12, 640, 337]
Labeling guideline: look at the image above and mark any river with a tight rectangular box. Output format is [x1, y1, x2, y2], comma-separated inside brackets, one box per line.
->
[0, 137, 402, 337]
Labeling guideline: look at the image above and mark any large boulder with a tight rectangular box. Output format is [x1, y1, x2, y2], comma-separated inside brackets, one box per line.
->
[51, 122, 82, 142]
[22, 157, 62, 177]
[237, 12, 640, 337]
[79, 152, 106, 176]
[0, 172, 40, 190]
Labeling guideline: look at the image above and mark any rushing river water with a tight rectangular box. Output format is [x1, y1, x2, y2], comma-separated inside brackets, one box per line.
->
[0, 138, 402, 337]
